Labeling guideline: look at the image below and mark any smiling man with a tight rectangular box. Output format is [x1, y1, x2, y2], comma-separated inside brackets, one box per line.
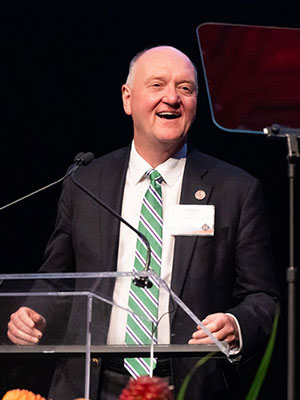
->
[7, 46, 278, 400]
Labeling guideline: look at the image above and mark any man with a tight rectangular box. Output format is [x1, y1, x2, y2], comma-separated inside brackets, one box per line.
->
[7, 46, 278, 399]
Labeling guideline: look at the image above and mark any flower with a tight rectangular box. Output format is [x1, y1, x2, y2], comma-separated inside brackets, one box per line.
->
[2, 389, 46, 400]
[119, 376, 173, 400]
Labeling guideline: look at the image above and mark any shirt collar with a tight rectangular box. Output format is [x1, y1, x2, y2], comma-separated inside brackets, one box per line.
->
[128, 141, 187, 187]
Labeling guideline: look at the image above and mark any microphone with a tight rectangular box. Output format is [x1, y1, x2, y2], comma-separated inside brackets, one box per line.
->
[0, 152, 94, 212]
[73, 152, 95, 167]
[70, 164, 153, 289]
[0, 150, 152, 288]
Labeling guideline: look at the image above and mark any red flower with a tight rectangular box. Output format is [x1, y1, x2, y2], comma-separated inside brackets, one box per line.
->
[119, 376, 173, 400]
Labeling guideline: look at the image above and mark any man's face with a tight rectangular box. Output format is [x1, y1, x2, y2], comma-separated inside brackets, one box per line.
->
[122, 47, 198, 152]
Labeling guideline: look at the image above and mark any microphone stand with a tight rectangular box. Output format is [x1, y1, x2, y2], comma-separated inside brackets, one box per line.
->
[0, 152, 89, 212]
[286, 134, 299, 400]
[264, 125, 299, 400]
[0, 151, 153, 289]
[70, 169, 153, 289]
[0, 174, 69, 212]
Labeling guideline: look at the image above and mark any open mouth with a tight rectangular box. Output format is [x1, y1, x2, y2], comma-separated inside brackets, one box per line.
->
[157, 112, 180, 120]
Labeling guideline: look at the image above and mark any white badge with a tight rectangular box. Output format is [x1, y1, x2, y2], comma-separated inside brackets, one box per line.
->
[168, 205, 215, 236]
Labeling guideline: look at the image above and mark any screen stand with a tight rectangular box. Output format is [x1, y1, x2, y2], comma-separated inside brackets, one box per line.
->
[264, 125, 299, 400]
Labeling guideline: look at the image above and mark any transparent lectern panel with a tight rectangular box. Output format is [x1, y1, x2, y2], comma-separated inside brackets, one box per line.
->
[0, 272, 228, 354]
[197, 22, 300, 134]
[0, 273, 146, 347]
[0, 272, 229, 399]
[0, 275, 95, 346]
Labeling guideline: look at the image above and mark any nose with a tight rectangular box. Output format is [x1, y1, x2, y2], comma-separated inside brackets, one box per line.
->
[162, 85, 180, 107]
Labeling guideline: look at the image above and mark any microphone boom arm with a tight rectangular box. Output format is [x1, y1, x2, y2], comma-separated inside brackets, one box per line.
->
[0, 150, 152, 289]
[0, 152, 88, 212]
[70, 170, 153, 288]
[0, 172, 71, 212]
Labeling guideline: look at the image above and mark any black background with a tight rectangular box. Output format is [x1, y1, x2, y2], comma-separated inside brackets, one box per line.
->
[0, 1, 299, 398]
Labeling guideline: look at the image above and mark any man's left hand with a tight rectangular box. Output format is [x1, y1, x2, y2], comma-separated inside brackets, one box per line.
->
[188, 313, 239, 349]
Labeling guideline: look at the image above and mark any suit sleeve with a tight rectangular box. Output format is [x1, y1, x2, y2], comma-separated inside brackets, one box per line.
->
[226, 178, 279, 356]
[39, 176, 75, 274]
[25, 177, 75, 336]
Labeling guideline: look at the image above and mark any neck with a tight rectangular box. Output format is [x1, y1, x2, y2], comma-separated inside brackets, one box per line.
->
[134, 140, 186, 168]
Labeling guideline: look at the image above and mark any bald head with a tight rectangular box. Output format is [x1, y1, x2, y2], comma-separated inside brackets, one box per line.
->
[126, 46, 198, 93]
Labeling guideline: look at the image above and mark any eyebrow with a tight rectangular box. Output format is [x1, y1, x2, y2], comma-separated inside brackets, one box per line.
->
[145, 76, 196, 87]
[145, 75, 165, 83]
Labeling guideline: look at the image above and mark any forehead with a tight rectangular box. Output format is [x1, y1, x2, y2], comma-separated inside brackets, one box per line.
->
[133, 48, 196, 83]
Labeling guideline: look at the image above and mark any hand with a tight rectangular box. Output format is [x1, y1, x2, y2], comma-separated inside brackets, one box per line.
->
[188, 313, 239, 349]
[7, 306, 46, 345]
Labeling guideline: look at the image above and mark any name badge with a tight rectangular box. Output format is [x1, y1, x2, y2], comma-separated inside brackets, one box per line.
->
[168, 205, 215, 236]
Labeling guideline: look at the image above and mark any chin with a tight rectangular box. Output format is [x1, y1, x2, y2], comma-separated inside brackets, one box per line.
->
[157, 131, 186, 144]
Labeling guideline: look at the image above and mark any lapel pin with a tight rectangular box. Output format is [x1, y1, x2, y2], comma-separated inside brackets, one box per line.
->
[195, 189, 206, 201]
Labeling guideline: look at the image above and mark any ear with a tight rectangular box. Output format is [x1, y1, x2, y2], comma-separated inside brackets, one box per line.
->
[121, 84, 132, 115]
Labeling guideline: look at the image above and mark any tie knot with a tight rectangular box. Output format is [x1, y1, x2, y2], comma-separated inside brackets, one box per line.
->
[146, 169, 163, 184]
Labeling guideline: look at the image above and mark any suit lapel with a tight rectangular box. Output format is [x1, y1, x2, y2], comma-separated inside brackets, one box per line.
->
[98, 146, 131, 272]
[170, 149, 213, 299]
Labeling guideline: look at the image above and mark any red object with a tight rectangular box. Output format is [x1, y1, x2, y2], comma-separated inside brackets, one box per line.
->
[119, 376, 173, 400]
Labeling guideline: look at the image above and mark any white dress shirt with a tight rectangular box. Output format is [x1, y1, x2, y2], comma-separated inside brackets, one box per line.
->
[107, 142, 187, 344]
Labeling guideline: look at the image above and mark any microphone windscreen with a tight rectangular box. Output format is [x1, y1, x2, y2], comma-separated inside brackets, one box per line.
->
[82, 152, 95, 165]
[74, 152, 95, 166]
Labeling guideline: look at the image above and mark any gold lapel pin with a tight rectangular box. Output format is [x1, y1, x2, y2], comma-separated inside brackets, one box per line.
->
[194, 189, 206, 201]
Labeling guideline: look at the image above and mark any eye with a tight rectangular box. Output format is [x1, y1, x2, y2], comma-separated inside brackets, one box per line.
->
[151, 82, 162, 88]
[179, 85, 193, 94]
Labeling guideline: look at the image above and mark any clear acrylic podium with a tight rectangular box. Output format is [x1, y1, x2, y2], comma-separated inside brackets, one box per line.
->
[0, 271, 230, 399]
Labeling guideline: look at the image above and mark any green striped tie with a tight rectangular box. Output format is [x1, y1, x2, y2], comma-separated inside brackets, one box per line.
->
[124, 169, 163, 378]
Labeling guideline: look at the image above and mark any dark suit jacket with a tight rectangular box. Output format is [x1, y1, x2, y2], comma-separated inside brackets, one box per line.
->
[33, 144, 278, 399]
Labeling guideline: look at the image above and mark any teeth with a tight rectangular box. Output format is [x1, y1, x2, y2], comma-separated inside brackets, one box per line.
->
[157, 112, 179, 119]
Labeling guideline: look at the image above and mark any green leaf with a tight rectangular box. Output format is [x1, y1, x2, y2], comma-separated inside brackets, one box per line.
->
[176, 305, 279, 400]
[245, 304, 280, 400]
[176, 352, 216, 400]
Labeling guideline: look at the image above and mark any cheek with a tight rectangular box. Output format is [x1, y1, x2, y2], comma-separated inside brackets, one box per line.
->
[186, 101, 197, 122]
[133, 91, 160, 111]
[131, 98, 155, 121]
